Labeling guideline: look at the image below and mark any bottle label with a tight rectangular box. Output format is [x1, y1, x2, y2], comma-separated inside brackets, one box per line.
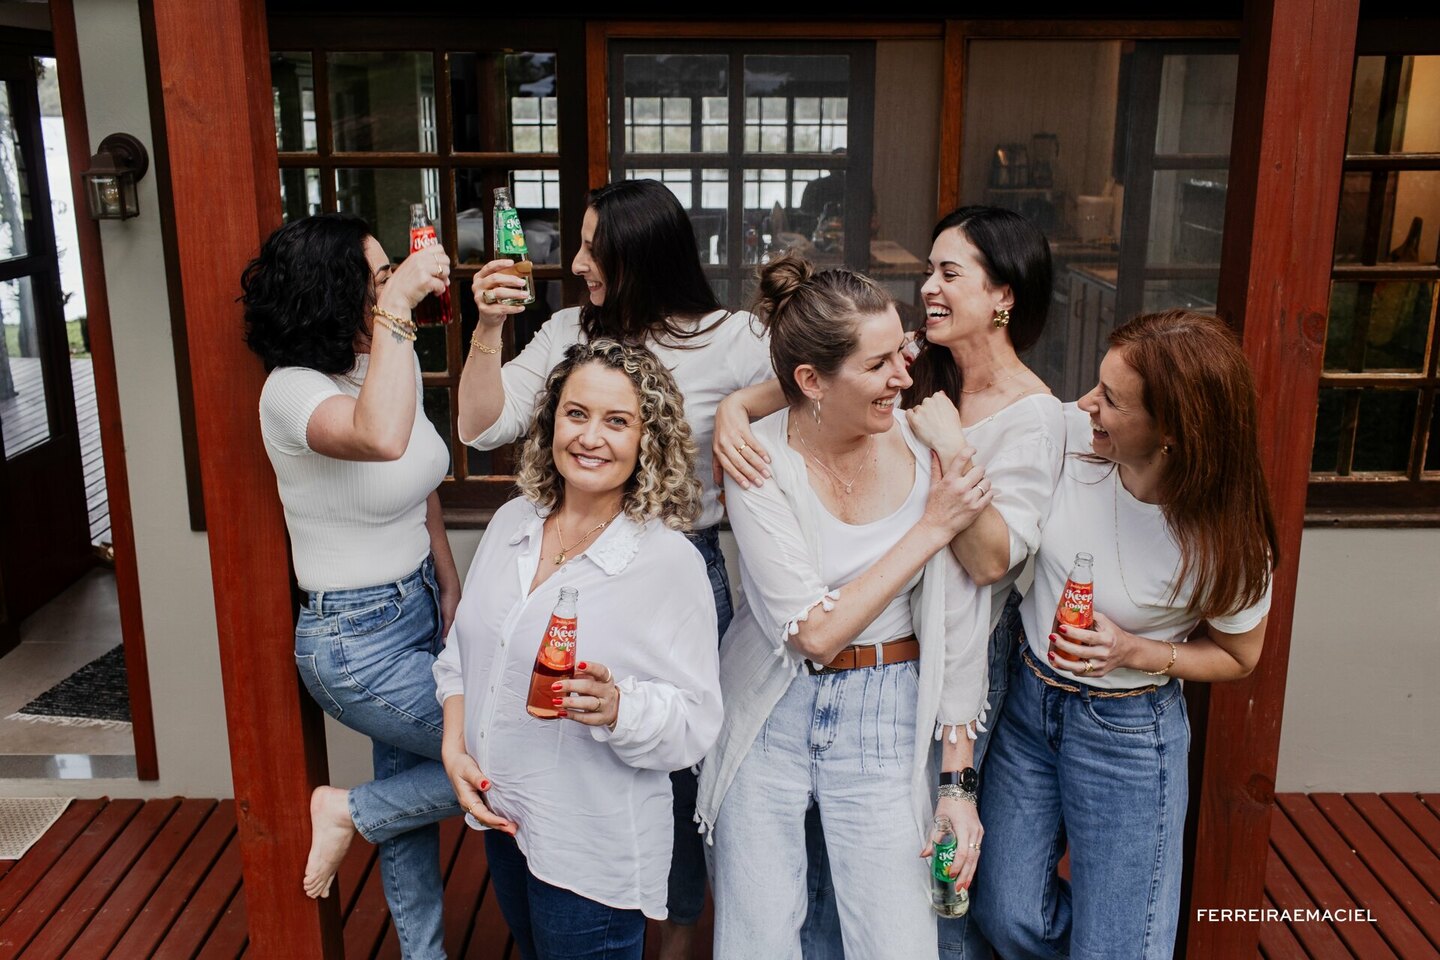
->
[932, 837, 957, 884]
[410, 224, 438, 254]
[538, 615, 576, 671]
[496, 207, 528, 256]
[1055, 579, 1094, 630]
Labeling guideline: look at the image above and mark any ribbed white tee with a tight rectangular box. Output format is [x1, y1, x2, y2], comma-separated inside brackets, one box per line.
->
[258, 354, 449, 591]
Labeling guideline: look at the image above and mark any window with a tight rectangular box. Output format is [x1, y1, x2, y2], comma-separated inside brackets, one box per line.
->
[268, 19, 588, 512]
[1309, 53, 1440, 511]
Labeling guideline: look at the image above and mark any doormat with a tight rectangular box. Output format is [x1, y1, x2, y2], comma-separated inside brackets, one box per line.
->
[0, 797, 72, 859]
[6, 645, 131, 729]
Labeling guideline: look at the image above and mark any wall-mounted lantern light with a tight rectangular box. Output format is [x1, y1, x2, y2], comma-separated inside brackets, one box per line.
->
[82, 133, 149, 221]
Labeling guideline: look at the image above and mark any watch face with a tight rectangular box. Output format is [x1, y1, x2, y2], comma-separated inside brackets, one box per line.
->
[959, 767, 979, 792]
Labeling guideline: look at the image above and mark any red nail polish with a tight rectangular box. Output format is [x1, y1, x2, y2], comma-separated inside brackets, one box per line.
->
[552, 698, 563, 705]
[1049, 633, 1059, 643]
[551, 682, 562, 692]
[577, 661, 588, 670]
[556, 710, 568, 718]
[1057, 625, 1067, 634]
[1047, 652, 1056, 661]
[479, 779, 490, 791]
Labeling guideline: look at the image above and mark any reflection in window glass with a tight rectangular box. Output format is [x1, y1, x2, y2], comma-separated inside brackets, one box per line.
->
[423, 386, 453, 476]
[1427, 397, 1439, 473]
[272, 52, 317, 152]
[0, 82, 31, 261]
[1311, 389, 1344, 472]
[1142, 278, 1218, 315]
[1334, 171, 1440, 266]
[1154, 54, 1237, 155]
[1353, 390, 1418, 473]
[336, 167, 440, 261]
[0, 277, 51, 458]
[1347, 56, 1440, 156]
[280, 168, 322, 222]
[329, 52, 435, 153]
[743, 56, 849, 155]
[451, 52, 558, 154]
[1324, 281, 1433, 373]
[416, 324, 447, 374]
[1147, 171, 1227, 266]
[621, 55, 728, 157]
[454, 169, 561, 265]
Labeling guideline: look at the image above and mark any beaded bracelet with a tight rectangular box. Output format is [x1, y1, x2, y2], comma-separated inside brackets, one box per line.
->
[1143, 641, 1178, 677]
[372, 313, 416, 343]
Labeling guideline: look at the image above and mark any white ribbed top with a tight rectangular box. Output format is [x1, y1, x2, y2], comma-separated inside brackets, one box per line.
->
[259, 354, 450, 591]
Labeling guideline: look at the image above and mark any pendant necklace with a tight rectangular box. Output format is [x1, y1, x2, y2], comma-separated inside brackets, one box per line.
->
[960, 366, 1025, 395]
[798, 432, 875, 495]
[551, 512, 618, 565]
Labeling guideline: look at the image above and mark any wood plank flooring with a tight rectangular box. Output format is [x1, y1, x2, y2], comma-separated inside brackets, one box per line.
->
[1, 794, 1435, 958]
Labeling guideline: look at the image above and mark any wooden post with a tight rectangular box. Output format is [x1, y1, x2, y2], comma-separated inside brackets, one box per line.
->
[1187, 0, 1358, 954]
[146, 1, 342, 955]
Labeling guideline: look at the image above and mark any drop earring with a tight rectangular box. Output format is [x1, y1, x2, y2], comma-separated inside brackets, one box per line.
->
[812, 398, 823, 426]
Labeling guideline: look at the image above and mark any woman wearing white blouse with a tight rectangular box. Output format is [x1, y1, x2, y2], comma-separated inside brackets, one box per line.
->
[434, 340, 722, 960]
[698, 255, 994, 960]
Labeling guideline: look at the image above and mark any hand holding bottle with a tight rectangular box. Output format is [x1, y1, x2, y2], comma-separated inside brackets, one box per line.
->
[471, 259, 531, 326]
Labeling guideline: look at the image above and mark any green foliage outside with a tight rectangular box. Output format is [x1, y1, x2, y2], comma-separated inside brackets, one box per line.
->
[2, 318, 89, 359]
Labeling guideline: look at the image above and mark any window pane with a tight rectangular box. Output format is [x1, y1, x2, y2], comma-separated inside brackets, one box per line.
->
[414, 325, 447, 374]
[1148, 171, 1227, 266]
[743, 55, 850, 157]
[1333, 171, 1440, 265]
[1427, 395, 1440, 473]
[1353, 389, 1418, 473]
[329, 52, 436, 153]
[423, 386, 453, 477]
[1154, 54, 1237, 155]
[450, 52, 559, 154]
[1, 277, 51, 458]
[279, 167, 321, 222]
[271, 52, 317, 152]
[0, 81, 31, 260]
[621, 55, 728, 159]
[335, 167, 441, 261]
[1347, 56, 1440, 155]
[1311, 388, 1345, 473]
[1324, 280, 1433, 373]
[1143, 278, 1218, 314]
[454, 169, 561, 265]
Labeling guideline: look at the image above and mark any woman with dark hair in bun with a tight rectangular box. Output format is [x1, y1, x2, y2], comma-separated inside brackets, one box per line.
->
[243, 212, 459, 959]
[697, 253, 994, 959]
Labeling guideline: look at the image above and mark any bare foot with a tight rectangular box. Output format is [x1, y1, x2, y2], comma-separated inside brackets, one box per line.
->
[303, 785, 355, 899]
[657, 918, 696, 960]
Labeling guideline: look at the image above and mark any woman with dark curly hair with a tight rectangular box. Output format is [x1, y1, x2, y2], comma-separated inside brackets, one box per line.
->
[434, 339, 723, 960]
[243, 212, 458, 960]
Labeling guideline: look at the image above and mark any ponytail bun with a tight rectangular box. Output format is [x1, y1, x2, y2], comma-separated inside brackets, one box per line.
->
[754, 252, 815, 330]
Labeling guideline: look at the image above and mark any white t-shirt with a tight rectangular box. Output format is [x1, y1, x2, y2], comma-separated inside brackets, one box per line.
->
[1019, 405, 1272, 689]
[432, 496, 722, 920]
[962, 393, 1066, 629]
[462, 306, 773, 530]
[259, 354, 449, 591]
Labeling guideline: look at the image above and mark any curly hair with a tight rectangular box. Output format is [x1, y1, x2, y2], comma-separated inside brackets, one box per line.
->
[516, 340, 702, 530]
[241, 213, 374, 373]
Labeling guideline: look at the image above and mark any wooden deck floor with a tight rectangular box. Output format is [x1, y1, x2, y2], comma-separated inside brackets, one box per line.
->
[0, 794, 1434, 958]
[0, 356, 108, 547]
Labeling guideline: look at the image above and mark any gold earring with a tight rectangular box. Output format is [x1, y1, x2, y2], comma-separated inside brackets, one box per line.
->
[992, 308, 1011, 328]
[1163, 443, 1174, 455]
[812, 398, 822, 426]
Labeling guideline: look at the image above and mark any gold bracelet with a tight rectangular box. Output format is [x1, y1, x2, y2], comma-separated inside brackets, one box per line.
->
[373, 314, 416, 342]
[469, 328, 500, 355]
[1143, 641, 1178, 677]
[372, 306, 414, 332]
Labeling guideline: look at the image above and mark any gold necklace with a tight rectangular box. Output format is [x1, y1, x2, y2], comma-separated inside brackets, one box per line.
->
[551, 511, 618, 565]
[960, 366, 1026, 395]
[798, 432, 875, 495]
[1112, 470, 1179, 608]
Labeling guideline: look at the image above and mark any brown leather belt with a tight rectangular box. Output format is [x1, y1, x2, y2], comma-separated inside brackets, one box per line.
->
[807, 636, 919, 675]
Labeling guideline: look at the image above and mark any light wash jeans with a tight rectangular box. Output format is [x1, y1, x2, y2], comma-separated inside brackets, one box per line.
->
[293, 555, 462, 960]
[937, 590, 1023, 960]
[971, 638, 1190, 960]
[709, 661, 938, 960]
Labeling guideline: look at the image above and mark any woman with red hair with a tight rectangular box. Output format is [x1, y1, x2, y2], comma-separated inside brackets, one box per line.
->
[971, 310, 1278, 960]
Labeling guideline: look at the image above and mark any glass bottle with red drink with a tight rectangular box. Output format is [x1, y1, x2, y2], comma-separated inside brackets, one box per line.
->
[526, 587, 578, 719]
[1052, 552, 1095, 643]
[408, 202, 452, 325]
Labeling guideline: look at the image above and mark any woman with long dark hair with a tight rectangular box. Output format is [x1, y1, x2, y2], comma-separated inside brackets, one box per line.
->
[459, 179, 771, 958]
[244, 212, 459, 959]
[973, 310, 1278, 959]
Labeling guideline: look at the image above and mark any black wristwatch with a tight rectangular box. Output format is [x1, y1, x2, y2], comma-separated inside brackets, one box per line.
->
[940, 767, 979, 793]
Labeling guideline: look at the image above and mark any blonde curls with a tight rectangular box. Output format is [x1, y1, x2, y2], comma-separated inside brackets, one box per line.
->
[515, 339, 702, 530]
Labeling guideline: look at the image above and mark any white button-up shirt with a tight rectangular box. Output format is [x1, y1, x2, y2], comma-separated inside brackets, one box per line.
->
[434, 496, 722, 919]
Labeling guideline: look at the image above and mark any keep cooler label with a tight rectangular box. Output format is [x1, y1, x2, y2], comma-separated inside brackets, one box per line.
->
[539, 616, 576, 671]
[1055, 581, 1094, 629]
[410, 224, 439, 253]
[496, 208, 527, 255]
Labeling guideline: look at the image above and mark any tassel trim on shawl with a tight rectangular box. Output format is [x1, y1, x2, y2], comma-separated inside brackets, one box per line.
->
[933, 697, 992, 743]
[773, 587, 842, 671]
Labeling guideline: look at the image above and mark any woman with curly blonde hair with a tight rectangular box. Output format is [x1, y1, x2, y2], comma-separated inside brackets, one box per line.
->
[434, 340, 722, 960]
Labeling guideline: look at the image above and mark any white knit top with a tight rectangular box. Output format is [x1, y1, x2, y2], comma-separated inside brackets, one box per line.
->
[259, 354, 450, 591]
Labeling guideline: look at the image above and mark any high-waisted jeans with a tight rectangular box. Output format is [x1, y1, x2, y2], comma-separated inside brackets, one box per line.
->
[293, 555, 462, 960]
[971, 634, 1190, 960]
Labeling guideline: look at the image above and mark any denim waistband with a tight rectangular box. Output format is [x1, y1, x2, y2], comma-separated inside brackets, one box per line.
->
[685, 525, 720, 548]
[306, 555, 434, 616]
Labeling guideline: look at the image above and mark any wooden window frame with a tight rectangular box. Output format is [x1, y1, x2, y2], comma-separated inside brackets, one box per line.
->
[1305, 23, 1440, 523]
[266, 17, 591, 519]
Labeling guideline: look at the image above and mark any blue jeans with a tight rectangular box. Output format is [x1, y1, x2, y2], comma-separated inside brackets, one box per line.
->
[938, 589, 1022, 960]
[667, 526, 734, 925]
[710, 661, 938, 959]
[971, 636, 1190, 960]
[293, 556, 462, 960]
[486, 830, 646, 960]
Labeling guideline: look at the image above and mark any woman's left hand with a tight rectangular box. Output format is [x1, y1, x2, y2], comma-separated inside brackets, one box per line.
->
[713, 393, 771, 490]
[554, 660, 621, 731]
[1048, 612, 1138, 678]
[921, 794, 984, 890]
[906, 392, 967, 465]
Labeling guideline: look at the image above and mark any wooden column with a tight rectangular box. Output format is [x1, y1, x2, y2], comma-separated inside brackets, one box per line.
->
[1187, 0, 1358, 954]
[147, 1, 341, 955]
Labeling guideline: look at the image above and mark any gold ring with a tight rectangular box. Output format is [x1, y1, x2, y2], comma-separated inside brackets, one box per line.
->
[467, 800, 482, 818]
[481, 289, 497, 304]
[735, 443, 749, 454]
[969, 842, 982, 850]
[1082, 659, 1095, 675]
